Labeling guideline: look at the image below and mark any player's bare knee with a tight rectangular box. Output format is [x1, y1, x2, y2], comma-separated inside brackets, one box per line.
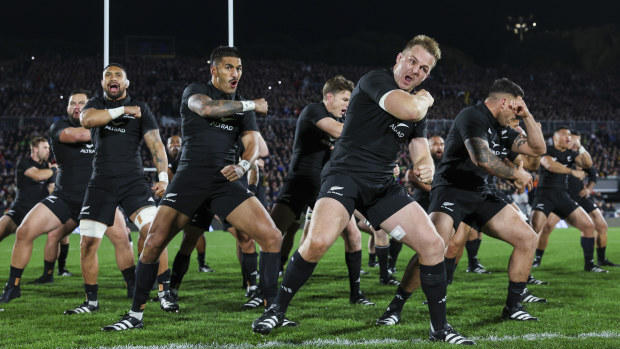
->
[517, 231, 538, 251]
[257, 227, 282, 250]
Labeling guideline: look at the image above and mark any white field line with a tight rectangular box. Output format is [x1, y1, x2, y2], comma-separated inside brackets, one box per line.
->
[93, 331, 620, 348]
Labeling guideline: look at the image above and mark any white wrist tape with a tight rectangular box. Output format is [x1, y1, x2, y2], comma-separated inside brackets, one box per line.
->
[241, 100, 255, 112]
[158, 172, 169, 183]
[108, 106, 125, 119]
[578, 146, 586, 155]
[238, 159, 250, 172]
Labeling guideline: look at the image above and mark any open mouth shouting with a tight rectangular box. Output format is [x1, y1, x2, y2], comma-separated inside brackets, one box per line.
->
[229, 79, 239, 89]
[108, 82, 120, 94]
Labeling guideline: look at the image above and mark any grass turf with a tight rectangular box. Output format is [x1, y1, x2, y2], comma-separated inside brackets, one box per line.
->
[0, 227, 618, 348]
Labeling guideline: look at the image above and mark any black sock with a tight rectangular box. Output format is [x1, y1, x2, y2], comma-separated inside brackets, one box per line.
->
[197, 252, 206, 266]
[243, 252, 258, 287]
[8, 266, 24, 286]
[121, 266, 136, 290]
[131, 261, 159, 313]
[376, 245, 390, 280]
[171, 252, 191, 289]
[420, 261, 447, 332]
[535, 249, 545, 259]
[597, 246, 606, 262]
[581, 237, 595, 267]
[388, 241, 403, 270]
[258, 251, 281, 307]
[157, 268, 171, 293]
[84, 283, 98, 302]
[506, 280, 526, 308]
[58, 243, 69, 272]
[387, 286, 413, 313]
[345, 250, 362, 298]
[445, 257, 456, 284]
[43, 260, 55, 279]
[368, 253, 376, 265]
[274, 250, 317, 313]
[465, 239, 481, 267]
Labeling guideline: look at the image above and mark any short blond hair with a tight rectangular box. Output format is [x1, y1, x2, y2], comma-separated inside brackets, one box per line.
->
[403, 35, 441, 67]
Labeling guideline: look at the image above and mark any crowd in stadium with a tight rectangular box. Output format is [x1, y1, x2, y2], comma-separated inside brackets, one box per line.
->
[0, 56, 619, 216]
[1, 55, 619, 121]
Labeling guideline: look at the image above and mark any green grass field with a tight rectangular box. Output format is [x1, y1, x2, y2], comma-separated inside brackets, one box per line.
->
[0, 227, 619, 348]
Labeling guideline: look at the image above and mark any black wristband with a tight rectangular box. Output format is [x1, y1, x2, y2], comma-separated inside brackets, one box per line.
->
[248, 184, 258, 195]
[51, 167, 57, 176]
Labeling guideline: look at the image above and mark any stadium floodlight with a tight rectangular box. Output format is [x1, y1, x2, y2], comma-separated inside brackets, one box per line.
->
[506, 14, 536, 42]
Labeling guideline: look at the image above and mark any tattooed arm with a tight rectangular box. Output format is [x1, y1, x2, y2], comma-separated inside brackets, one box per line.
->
[144, 129, 168, 197]
[466, 137, 533, 193]
[188, 94, 268, 119]
[465, 137, 516, 179]
[509, 99, 545, 156]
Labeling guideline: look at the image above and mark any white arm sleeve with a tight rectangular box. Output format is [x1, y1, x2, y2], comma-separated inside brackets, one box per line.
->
[378, 90, 396, 111]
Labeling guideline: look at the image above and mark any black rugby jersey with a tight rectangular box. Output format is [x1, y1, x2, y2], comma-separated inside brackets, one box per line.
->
[83, 95, 159, 177]
[433, 101, 520, 193]
[49, 119, 95, 198]
[168, 153, 180, 174]
[288, 102, 340, 178]
[14, 157, 54, 207]
[567, 165, 597, 195]
[323, 68, 426, 181]
[179, 81, 258, 168]
[538, 146, 579, 190]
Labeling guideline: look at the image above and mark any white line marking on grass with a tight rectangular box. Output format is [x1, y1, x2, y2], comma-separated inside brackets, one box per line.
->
[92, 331, 620, 348]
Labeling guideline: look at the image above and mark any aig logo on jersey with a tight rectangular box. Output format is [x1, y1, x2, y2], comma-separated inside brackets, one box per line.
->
[80, 144, 95, 154]
[389, 122, 409, 139]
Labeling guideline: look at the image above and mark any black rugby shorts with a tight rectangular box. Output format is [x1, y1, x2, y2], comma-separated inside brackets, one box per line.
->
[160, 166, 253, 225]
[531, 189, 580, 219]
[428, 186, 508, 231]
[79, 175, 155, 226]
[4, 201, 35, 226]
[570, 194, 598, 214]
[493, 188, 514, 204]
[41, 191, 83, 224]
[189, 203, 215, 231]
[317, 174, 413, 230]
[275, 175, 321, 218]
